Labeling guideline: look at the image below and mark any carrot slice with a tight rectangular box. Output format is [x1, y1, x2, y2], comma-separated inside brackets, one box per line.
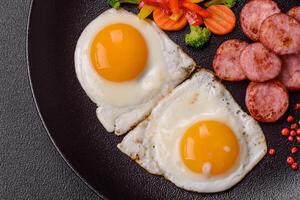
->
[153, 8, 188, 31]
[204, 5, 236, 35]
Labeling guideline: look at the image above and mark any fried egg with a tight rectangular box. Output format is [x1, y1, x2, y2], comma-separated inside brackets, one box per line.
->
[118, 69, 267, 193]
[75, 9, 196, 135]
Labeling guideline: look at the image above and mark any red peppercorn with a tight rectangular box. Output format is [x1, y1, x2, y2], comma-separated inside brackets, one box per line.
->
[281, 128, 290, 136]
[297, 136, 300, 144]
[287, 115, 294, 123]
[295, 104, 300, 110]
[268, 148, 276, 156]
[288, 136, 294, 142]
[291, 123, 298, 130]
[292, 162, 298, 171]
[297, 129, 300, 135]
[291, 147, 298, 154]
[291, 130, 297, 137]
[287, 156, 295, 165]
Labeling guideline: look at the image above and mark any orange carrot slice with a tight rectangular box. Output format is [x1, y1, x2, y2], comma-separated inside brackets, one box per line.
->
[153, 8, 188, 31]
[204, 5, 236, 35]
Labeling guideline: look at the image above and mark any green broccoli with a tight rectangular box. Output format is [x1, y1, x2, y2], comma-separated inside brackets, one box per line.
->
[204, 0, 237, 8]
[107, 0, 141, 9]
[185, 26, 211, 48]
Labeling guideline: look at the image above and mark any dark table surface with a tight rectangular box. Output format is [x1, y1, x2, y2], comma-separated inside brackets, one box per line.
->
[0, 1, 101, 199]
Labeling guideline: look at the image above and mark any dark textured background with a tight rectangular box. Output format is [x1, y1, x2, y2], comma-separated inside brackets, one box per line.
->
[0, 1, 100, 199]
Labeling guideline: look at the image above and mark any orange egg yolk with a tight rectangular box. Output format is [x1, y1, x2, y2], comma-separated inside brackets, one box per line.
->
[90, 23, 148, 82]
[180, 120, 239, 176]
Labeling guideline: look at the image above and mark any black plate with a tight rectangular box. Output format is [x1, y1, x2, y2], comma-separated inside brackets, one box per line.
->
[27, 0, 300, 199]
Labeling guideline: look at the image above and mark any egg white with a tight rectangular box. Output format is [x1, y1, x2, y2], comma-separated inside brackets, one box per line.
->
[74, 9, 196, 135]
[118, 69, 267, 193]
[75, 9, 167, 107]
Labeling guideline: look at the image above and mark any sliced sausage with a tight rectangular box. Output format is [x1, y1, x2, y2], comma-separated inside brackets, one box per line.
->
[240, 43, 282, 82]
[246, 80, 289, 123]
[287, 6, 300, 22]
[240, 0, 280, 41]
[278, 54, 300, 91]
[213, 39, 248, 81]
[259, 13, 300, 55]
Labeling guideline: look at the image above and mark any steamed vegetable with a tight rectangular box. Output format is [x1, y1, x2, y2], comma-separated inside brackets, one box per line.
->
[204, 5, 236, 35]
[153, 8, 188, 31]
[185, 25, 211, 48]
[107, 0, 141, 9]
[204, 0, 237, 8]
[106, 0, 237, 48]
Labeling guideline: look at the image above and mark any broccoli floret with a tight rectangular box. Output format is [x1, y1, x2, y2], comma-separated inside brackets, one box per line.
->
[107, 0, 141, 9]
[185, 26, 211, 48]
[204, 0, 237, 8]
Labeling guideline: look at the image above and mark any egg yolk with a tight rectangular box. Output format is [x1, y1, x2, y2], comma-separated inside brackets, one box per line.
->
[90, 23, 148, 82]
[180, 120, 239, 176]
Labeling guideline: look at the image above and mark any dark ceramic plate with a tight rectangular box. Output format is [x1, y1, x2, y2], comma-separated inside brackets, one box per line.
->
[27, 0, 300, 199]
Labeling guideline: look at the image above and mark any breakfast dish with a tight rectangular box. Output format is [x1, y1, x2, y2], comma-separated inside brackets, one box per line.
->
[28, 0, 300, 198]
[118, 70, 267, 193]
[64, 0, 300, 195]
[73, 0, 298, 193]
[75, 8, 196, 135]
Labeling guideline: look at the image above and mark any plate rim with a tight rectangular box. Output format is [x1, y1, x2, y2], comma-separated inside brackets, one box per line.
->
[26, 0, 107, 199]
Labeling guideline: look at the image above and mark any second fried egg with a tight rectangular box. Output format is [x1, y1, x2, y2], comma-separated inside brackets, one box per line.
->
[118, 70, 266, 193]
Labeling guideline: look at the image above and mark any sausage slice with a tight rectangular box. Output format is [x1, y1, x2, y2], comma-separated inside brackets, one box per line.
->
[240, 0, 280, 41]
[240, 43, 282, 82]
[246, 80, 289, 123]
[259, 13, 300, 55]
[278, 54, 300, 91]
[213, 39, 248, 81]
